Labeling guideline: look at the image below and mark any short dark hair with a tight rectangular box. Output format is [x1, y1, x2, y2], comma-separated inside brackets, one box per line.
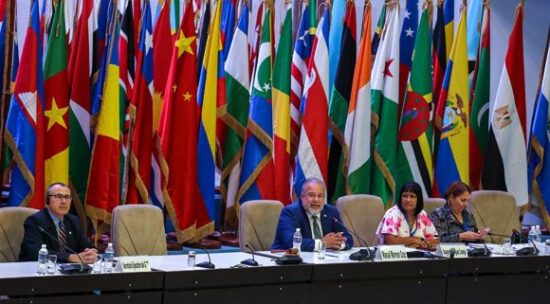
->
[45, 182, 70, 205]
[396, 181, 424, 216]
[444, 181, 472, 201]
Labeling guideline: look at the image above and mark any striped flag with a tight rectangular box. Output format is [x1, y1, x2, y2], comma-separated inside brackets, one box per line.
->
[434, 7, 469, 197]
[294, 7, 330, 196]
[5, 0, 45, 208]
[443, 0, 454, 60]
[370, 4, 400, 206]
[328, 2, 356, 202]
[482, 4, 527, 207]
[396, 5, 433, 197]
[345, 4, 372, 195]
[398, 0, 419, 112]
[372, 3, 386, 58]
[328, 0, 346, 93]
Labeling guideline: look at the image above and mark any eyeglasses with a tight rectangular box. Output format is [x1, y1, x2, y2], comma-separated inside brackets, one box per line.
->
[49, 194, 72, 200]
[304, 192, 325, 199]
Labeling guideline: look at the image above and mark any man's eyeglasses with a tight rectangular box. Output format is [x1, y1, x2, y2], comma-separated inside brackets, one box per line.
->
[49, 194, 72, 200]
[304, 192, 325, 199]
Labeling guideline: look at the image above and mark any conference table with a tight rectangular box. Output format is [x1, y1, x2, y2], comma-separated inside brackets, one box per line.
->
[1, 247, 549, 304]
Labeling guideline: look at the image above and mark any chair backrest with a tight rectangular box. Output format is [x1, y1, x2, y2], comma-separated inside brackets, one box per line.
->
[470, 190, 520, 243]
[111, 205, 167, 256]
[0, 207, 39, 262]
[424, 197, 447, 216]
[335, 195, 384, 246]
[239, 200, 284, 251]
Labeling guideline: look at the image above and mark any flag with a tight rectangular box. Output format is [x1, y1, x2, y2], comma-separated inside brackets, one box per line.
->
[238, 5, 275, 205]
[398, 0, 418, 112]
[4, 0, 45, 208]
[328, 0, 345, 93]
[44, 1, 69, 188]
[370, 4, 400, 206]
[434, 7, 469, 197]
[482, 4, 527, 207]
[86, 17, 121, 225]
[396, 5, 433, 197]
[158, 0, 212, 243]
[196, 1, 210, 78]
[294, 7, 330, 196]
[328, 2, 356, 202]
[221, 1, 250, 227]
[528, 33, 550, 228]
[469, 3, 490, 190]
[433, 0, 447, 132]
[467, 0, 483, 64]
[443, 0, 454, 60]
[372, 3, 386, 58]
[345, 4, 372, 195]
[272, 3, 292, 205]
[290, 3, 312, 166]
[197, 1, 222, 228]
[127, 2, 154, 205]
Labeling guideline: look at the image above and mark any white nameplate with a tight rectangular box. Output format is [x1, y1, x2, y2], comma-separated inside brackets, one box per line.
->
[114, 256, 151, 272]
[376, 245, 408, 261]
[436, 243, 468, 258]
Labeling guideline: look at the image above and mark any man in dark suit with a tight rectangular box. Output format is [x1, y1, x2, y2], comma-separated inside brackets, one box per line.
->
[19, 183, 97, 263]
[271, 177, 353, 252]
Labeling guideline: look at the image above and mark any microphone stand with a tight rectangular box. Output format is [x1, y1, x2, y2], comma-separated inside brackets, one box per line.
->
[195, 247, 216, 269]
[331, 217, 374, 261]
[38, 226, 92, 274]
[240, 244, 259, 266]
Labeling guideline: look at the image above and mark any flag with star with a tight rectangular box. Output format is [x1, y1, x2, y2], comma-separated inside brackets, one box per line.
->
[127, 2, 154, 205]
[158, 1, 211, 243]
[395, 5, 433, 197]
[370, 4, 400, 206]
[238, 5, 276, 205]
[398, 0, 418, 114]
[5, 0, 45, 208]
[44, 1, 69, 188]
[221, 1, 250, 228]
[434, 7, 469, 197]
[328, 2, 356, 202]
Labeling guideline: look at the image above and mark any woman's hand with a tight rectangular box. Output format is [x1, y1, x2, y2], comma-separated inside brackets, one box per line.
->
[459, 231, 482, 241]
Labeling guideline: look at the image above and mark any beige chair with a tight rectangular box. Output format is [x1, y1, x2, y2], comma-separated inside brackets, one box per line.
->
[239, 200, 284, 252]
[0, 207, 38, 262]
[335, 194, 384, 246]
[470, 190, 520, 243]
[111, 205, 167, 256]
[424, 197, 446, 216]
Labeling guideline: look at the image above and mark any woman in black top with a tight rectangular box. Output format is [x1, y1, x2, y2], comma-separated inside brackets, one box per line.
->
[429, 181, 489, 242]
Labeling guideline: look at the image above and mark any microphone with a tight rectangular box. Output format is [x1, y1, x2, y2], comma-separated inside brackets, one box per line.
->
[195, 247, 215, 269]
[240, 244, 259, 266]
[516, 239, 540, 256]
[331, 216, 374, 261]
[38, 226, 92, 274]
[467, 240, 492, 257]
[449, 248, 456, 259]
[488, 229, 528, 244]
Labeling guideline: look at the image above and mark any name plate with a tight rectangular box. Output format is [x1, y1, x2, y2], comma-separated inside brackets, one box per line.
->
[436, 243, 468, 258]
[114, 256, 151, 272]
[376, 245, 408, 261]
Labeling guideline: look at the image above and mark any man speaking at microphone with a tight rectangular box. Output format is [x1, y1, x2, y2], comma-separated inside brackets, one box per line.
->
[271, 178, 353, 252]
[19, 183, 97, 263]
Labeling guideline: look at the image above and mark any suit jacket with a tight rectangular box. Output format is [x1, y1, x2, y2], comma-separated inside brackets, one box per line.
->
[271, 201, 353, 251]
[19, 208, 93, 262]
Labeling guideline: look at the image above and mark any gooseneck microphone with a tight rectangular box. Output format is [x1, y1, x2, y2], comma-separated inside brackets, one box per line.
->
[240, 244, 259, 266]
[38, 226, 92, 274]
[195, 247, 216, 269]
[516, 239, 540, 256]
[467, 240, 492, 257]
[331, 216, 374, 261]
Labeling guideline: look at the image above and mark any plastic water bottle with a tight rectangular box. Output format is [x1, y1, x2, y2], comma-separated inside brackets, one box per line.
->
[534, 225, 542, 244]
[37, 244, 48, 275]
[293, 228, 302, 253]
[187, 251, 196, 268]
[103, 243, 114, 273]
[528, 226, 536, 243]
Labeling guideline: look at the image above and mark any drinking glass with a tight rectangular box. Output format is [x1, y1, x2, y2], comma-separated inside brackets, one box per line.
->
[47, 255, 57, 274]
[501, 237, 512, 255]
[93, 254, 103, 273]
[318, 241, 326, 259]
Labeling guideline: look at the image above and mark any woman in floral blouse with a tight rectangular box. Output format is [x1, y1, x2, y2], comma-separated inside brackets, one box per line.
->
[376, 182, 439, 249]
[429, 181, 489, 242]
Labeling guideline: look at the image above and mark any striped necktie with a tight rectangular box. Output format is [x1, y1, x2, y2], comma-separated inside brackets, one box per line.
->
[58, 221, 68, 253]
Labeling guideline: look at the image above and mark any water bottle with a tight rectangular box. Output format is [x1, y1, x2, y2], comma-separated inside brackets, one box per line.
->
[528, 226, 536, 243]
[37, 244, 48, 275]
[534, 225, 542, 244]
[103, 243, 114, 273]
[293, 228, 302, 253]
[187, 251, 196, 268]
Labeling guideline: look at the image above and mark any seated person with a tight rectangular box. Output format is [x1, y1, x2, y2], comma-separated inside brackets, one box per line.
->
[429, 181, 488, 242]
[271, 177, 353, 252]
[376, 182, 439, 249]
[19, 183, 97, 263]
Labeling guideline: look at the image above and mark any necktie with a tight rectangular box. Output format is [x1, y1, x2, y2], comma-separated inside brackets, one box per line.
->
[312, 216, 322, 239]
[58, 221, 68, 253]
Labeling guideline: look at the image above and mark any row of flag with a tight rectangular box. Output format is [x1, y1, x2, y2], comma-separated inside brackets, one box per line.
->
[1, 0, 549, 242]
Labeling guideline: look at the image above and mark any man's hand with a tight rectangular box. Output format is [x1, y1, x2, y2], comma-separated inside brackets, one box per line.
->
[322, 232, 347, 249]
[68, 248, 97, 264]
